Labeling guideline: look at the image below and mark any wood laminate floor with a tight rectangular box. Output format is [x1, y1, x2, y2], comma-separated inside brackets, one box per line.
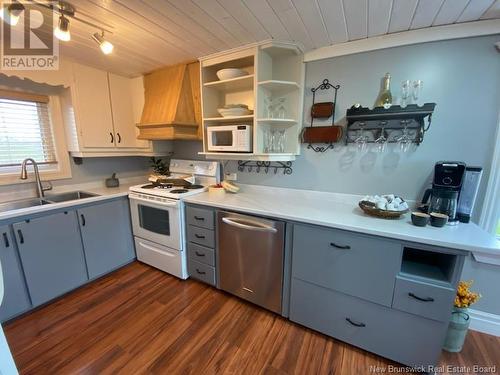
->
[4, 262, 500, 375]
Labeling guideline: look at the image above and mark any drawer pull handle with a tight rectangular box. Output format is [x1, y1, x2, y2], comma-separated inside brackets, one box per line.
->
[17, 229, 24, 244]
[195, 251, 205, 257]
[196, 269, 206, 275]
[194, 216, 205, 221]
[408, 292, 434, 302]
[195, 234, 205, 239]
[346, 318, 366, 327]
[330, 242, 351, 250]
[3, 233, 9, 248]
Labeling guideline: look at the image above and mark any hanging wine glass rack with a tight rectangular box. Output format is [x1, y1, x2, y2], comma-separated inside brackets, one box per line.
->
[345, 103, 436, 146]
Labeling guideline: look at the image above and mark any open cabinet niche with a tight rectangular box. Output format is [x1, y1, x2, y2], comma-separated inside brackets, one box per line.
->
[199, 41, 304, 161]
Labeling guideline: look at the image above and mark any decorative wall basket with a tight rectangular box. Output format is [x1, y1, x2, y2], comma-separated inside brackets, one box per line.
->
[302, 79, 342, 153]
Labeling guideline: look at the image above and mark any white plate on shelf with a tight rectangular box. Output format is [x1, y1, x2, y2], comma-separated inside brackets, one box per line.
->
[217, 108, 253, 117]
[216, 68, 248, 81]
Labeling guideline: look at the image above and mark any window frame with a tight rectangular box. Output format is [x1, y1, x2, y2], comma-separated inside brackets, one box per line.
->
[0, 93, 72, 185]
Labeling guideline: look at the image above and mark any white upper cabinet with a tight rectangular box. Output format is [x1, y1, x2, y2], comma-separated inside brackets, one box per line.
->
[108, 73, 149, 149]
[62, 63, 169, 157]
[72, 64, 115, 148]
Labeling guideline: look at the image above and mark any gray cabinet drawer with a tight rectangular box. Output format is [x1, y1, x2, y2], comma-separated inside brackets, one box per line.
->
[187, 225, 215, 248]
[290, 278, 446, 368]
[188, 258, 216, 286]
[186, 206, 214, 230]
[392, 276, 455, 322]
[187, 242, 215, 266]
[292, 224, 402, 306]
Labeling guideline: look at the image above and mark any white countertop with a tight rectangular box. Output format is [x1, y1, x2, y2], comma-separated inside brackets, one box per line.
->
[184, 184, 500, 256]
[0, 177, 143, 221]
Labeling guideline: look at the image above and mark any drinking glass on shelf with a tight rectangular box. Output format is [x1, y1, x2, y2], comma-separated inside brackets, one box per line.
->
[412, 80, 423, 105]
[263, 96, 273, 118]
[354, 122, 369, 152]
[264, 129, 272, 153]
[271, 130, 286, 152]
[374, 122, 387, 153]
[396, 120, 412, 152]
[400, 80, 410, 108]
[276, 97, 286, 119]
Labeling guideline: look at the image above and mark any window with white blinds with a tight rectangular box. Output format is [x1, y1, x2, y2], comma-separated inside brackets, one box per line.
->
[0, 91, 57, 168]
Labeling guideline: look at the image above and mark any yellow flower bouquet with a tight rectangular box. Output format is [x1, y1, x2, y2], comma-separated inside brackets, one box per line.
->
[454, 280, 481, 309]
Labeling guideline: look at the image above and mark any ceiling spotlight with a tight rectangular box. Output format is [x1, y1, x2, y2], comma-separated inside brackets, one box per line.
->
[92, 32, 114, 55]
[54, 15, 71, 41]
[0, 1, 25, 26]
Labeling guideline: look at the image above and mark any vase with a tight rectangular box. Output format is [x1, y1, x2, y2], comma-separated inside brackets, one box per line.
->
[443, 307, 470, 352]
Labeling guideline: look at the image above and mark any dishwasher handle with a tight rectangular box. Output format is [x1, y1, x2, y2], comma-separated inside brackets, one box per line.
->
[222, 217, 278, 233]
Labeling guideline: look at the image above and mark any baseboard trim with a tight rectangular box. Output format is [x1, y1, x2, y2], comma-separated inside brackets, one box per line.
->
[468, 309, 500, 337]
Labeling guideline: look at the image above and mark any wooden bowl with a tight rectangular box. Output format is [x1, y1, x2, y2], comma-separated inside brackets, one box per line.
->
[358, 200, 409, 219]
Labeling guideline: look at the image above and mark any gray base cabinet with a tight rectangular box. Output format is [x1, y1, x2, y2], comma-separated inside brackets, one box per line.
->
[290, 278, 446, 368]
[186, 205, 217, 286]
[13, 211, 89, 307]
[0, 225, 31, 321]
[78, 199, 135, 279]
[289, 223, 465, 368]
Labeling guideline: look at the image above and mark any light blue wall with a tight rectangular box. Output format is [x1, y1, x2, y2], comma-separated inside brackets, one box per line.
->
[174, 35, 500, 315]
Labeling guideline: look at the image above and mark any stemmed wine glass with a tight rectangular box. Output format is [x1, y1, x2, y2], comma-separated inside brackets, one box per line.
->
[396, 120, 412, 152]
[412, 80, 423, 105]
[276, 97, 286, 119]
[400, 80, 410, 108]
[374, 121, 387, 152]
[264, 96, 274, 118]
[354, 122, 369, 151]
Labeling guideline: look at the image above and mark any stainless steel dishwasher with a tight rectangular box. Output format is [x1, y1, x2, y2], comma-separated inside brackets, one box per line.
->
[218, 211, 285, 314]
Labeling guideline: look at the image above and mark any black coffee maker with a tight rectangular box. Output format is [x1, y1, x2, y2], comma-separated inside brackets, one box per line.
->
[421, 162, 466, 225]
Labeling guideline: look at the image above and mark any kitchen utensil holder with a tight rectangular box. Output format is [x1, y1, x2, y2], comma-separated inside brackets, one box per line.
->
[237, 161, 293, 175]
[345, 103, 435, 146]
[303, 79, 341, 153]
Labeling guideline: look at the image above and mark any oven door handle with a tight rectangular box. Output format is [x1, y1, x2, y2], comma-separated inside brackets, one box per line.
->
[137, 241, 177, 257]
[129, 193, 179, 207]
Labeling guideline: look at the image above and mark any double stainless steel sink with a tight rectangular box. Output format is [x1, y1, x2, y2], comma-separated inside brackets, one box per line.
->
[0, 191, 99, 213]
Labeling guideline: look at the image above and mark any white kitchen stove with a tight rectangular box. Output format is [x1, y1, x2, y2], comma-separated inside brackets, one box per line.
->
[128, 159, 219, 279]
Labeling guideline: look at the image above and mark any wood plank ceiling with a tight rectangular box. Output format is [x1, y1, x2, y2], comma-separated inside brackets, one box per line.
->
[44, 0, 500, 77]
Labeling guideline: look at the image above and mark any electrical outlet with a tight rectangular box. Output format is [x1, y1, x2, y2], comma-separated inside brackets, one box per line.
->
[225, 173, 237, 181]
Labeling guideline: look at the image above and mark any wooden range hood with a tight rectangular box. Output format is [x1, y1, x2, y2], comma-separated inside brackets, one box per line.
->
[136, 62, 201, 140]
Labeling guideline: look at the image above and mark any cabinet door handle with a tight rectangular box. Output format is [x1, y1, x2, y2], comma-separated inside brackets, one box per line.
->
[117, 132, 121, 143]
[408, 292, 434, 302]
[195, 234, 205, 239]
[17, 229, 24, 244]
[330, 242, 351, 250]
[194, 216, 205, 221]
[346, 318, 366, 327]
[110, 132, 114, 143]
[80, 214, 86, 226]
[2, 232, 9, 248]
[196, 268, 206, 275]
[195, 251, 205, 257]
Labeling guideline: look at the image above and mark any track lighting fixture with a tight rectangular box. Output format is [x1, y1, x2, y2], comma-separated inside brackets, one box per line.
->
[92, 31, 114, 55]
[54, 14, 71, 41]
[0, 0, 25, 26]
[1, 1, 115, 55]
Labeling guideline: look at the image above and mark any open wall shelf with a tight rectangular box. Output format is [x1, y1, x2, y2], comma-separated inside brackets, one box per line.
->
[204, 75, 254, 92]
[199, 41, 304, 161]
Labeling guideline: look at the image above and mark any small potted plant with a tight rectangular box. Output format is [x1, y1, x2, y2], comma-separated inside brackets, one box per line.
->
[443, 280, 481, 352]
[149, 157, 170, 182]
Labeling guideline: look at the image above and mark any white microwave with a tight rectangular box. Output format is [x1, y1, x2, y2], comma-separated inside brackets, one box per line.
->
[207, 125, 252, 152]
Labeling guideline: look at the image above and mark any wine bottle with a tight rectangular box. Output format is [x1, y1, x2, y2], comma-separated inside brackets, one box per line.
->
[376, 73, 393, 109]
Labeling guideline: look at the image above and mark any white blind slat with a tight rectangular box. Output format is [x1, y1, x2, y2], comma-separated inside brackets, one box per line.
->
[0, 98, 57, 167]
